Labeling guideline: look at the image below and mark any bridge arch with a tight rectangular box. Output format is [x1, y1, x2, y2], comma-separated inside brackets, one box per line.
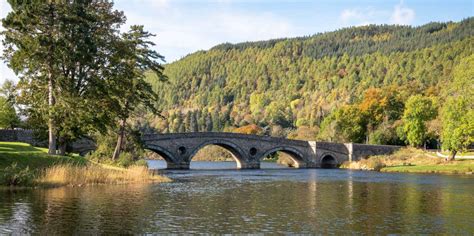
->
[187, 139, 248, 168]
[145, 144, 177, 164]
[320, 153, 339, 169]
[258, 146, 307, 168]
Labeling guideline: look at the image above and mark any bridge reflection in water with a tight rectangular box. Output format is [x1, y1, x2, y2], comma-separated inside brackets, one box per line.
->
[142, 132, 400, 170]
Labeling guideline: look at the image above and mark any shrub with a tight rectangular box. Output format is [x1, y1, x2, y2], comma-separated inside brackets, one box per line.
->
[117, 152, 134, 168]
[2, 163, 35, 186]
[365, 158, 386, 171]
[135, 159, 149, 167]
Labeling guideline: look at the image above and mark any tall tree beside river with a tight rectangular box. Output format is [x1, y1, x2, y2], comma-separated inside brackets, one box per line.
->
[108, 25, 165, 160]
[1, 1, 164, 156]
[440, 55, 474, 160]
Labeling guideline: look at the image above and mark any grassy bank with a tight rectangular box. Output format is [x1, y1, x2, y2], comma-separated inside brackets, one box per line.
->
[0, 142, 170, 187]
[341, 148, 474, 175]
[0, 142, 86, 170]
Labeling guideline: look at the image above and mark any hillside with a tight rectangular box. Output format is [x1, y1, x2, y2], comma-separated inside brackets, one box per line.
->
[143, 18, 473, 144]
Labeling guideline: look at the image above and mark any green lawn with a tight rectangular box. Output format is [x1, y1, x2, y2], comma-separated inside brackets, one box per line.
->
[0, 142, 87, 170]
[381, 160, 474, 174]
[439, 151, 474, 157]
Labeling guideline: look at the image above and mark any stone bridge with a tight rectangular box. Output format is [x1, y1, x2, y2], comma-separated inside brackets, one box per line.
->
[142, 132, 400, 169]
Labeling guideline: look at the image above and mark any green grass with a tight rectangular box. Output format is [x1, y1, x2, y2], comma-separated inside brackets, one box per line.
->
[0, 142, 87, 171]
[439, 151, 474, 157]
[343, 147, 474, 175]
[381, 161, 474, 174]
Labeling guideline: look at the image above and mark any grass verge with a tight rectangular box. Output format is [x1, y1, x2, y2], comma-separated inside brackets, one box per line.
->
[0, 142, 170, 187]
[341, 147, 474, 175]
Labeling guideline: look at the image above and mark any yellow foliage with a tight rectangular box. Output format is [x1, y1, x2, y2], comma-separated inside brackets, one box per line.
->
[233, 124, 263, 135]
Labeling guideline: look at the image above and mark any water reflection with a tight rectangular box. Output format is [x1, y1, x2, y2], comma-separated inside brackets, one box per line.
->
[0, 162, 473, 234]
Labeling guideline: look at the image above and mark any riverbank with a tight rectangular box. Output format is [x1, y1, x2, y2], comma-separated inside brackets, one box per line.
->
[0, 142, 170, 187]
[341, 147, 474, 175]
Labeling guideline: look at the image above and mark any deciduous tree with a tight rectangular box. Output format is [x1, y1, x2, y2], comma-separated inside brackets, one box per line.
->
[402, 95, 437, 147]
[440, 55, 474, 160]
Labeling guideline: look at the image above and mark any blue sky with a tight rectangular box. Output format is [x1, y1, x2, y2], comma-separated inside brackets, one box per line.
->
[1, 0, 473, 83]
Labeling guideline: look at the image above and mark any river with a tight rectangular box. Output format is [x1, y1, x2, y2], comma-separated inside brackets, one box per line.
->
[0, 160, 473, 234]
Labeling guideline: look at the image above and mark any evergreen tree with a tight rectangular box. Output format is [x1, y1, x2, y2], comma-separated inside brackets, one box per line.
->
[190, 111, 199, 132]
[2, 1, 126, 155]
[109, 25, 165, 160]
[0, 97, 20, 129]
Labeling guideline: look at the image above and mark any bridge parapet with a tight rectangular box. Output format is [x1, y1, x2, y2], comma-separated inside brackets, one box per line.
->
[142, 132, 309, 147]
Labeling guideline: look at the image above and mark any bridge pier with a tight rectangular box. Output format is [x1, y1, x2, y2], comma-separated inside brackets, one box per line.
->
[236, 161, 260, 169]
[166, 162, 191, 170]
[165, 161, 261, 170]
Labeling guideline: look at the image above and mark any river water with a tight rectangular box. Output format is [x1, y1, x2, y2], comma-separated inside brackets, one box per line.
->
[0, 160, 473, 234]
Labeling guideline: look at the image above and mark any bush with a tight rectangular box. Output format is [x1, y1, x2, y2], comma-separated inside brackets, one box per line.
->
[135, 159, 149, 167]
[365, 158, 386, 171]
[117, 152, 134, 168]
[2, 163, 35, 186]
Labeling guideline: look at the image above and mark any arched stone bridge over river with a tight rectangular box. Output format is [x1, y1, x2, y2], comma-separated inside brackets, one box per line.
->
[142, 132, 400, 169]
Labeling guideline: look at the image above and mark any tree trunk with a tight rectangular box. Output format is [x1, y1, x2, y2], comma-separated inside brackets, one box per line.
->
[48, 73, 57, 155]
[47, 3, 57, 155]
[112, 118, 127, 160]
[448, 150, 457, 161]
[58, 137, 67, 156]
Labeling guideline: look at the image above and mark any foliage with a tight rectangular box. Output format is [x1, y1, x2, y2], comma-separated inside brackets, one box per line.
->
[233, 124, 264, 135]
[144, 18, 473, 146]
[0, 96, 20, 129]
[117, 152, 134, 168]
[1, 163, 35, 186]
[440, 55, 474, 159]
[106, 25, 165, 159]
[319, 105, 365, 143]
[401, 95, 437, 147]
[369, 121, 403, 145]
[87, 128, 146, 166]
[287, 126, 319, 141]
[440, 98, 474, 154]
[1, 1, 126, 153]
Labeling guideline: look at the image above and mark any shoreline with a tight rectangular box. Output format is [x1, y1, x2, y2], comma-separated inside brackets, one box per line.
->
[340, 147, 474, 175]
[0, 142, 171, 188]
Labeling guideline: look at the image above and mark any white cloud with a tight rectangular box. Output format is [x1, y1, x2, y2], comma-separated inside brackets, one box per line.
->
[122, 4, 298, 62]
[340, 1, 415, 27]
[390, 1, 415, 25]
[340, 7, 382, 26]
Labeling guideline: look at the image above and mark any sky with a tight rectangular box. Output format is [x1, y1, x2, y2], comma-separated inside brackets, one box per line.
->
[0, 0, 473, 83]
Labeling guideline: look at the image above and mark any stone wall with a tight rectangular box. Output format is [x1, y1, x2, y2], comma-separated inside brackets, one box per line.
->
[346, 143, 401, 161]
[0, 129, 94, 155]
[0, 129, 37, 145]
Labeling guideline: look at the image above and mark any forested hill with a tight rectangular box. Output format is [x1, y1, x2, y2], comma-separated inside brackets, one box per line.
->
[145, 18, 473, 144]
